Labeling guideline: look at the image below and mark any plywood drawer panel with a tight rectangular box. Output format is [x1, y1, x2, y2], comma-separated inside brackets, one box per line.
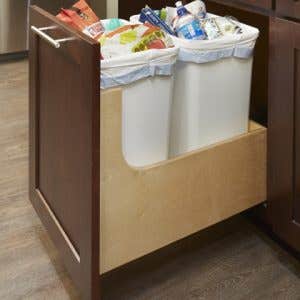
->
[99, 89, 267, 274]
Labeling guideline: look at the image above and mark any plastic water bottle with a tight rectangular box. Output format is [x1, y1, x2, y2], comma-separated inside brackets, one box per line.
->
[175, 1, 206, 40]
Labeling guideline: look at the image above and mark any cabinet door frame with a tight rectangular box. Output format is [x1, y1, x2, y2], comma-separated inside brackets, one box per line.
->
[236, 0, 272, 10]
[277, 0, 300, 21]
[269, 17, 300, 251]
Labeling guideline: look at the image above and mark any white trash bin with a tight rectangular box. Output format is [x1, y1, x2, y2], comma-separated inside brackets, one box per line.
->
[169, 16, 259, 157]
[101, 47, 178, 167]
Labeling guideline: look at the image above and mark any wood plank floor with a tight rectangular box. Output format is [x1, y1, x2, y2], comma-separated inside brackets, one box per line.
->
[1, 59, 300, 299]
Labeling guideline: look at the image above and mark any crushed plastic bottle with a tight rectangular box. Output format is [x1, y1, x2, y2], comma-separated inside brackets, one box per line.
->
[187, 0, 207, 19]
[174, 1, 206, 40]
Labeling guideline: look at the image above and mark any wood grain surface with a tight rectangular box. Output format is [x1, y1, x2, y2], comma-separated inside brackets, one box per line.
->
[2, 60, 300, 299]
[0, 60, 79, 299]
[268, 18, 300, 253]
[29, 6, 101, 299]
[100, 89, 266, 274]
[276, 0, 300, 21]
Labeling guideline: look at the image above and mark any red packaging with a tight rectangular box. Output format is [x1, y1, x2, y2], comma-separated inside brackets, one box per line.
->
[71, 0, 99, 24]
[56, 10, 75, 27]
[57, 0, 104, 39]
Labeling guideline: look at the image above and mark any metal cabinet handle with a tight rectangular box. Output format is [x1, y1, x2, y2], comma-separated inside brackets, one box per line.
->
[31, 26, 75, 48]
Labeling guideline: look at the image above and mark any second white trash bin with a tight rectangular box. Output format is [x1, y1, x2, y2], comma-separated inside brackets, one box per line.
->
[101, 47, 178, 167]
[169, 17, 259, 157]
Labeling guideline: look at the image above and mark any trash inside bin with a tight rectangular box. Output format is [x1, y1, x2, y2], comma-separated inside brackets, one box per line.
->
[101, 47, 178, 167]
[101, 44, 178, 167]
[57, 2, 179, 167]
[131, 1, 259, 158]
[169, 16, 259, 157]
[98, 21, 178, 167]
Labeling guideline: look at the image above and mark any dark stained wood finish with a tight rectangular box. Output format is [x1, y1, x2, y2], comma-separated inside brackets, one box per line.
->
[119, 0, 274, 18]
[29, 6, 100, 299]
[277, 0, 300, 21]
[204, 0, 274, 15]
[31, 0, 91, 15]
[119, 0, 174, 19]
[235, 0, 273, 10]
[294, 43, 300, 224]
[269, 17, 300, 252]
[26, 1, 300, 299]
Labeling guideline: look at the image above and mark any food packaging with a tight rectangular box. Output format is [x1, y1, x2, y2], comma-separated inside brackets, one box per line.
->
[99, 23, 174, 59]
[215, 16, 243, 35]
[57, 0, 104, 39]
[139, 7, 175, 35]
[201, 18, 222, 40]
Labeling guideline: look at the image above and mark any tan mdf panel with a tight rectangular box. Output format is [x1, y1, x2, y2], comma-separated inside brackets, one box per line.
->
[100, 88, 267, 274]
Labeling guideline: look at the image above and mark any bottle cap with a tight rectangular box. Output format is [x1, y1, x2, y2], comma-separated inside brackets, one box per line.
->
[176, 2, 188, 17]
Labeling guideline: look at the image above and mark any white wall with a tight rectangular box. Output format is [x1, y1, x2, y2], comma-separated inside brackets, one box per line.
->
[106, 0, 118, 18]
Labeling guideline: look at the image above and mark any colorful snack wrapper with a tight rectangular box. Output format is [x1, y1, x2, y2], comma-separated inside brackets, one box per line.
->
[83, 21, 105, 39]
[215, 16, 242, 35]
[132, 30, 172, 52]
[57, 0, 104, 39]
[139, 7, 175, 35]
[99, 23, 174, 59]
[56, 10, 74, 27]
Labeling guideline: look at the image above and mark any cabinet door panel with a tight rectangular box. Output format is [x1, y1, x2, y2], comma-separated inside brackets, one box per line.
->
[236, 0, 272, 10]
[277, 0, 300, 21]
[269, 18, 300, 251]
[119, 0, 174, 19]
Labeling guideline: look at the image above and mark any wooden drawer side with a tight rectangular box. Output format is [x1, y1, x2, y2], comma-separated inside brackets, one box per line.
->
[100, 89, 267, 274]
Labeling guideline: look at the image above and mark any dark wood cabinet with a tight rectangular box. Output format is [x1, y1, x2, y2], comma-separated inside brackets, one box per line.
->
[205, 0, 300, 254]
[119, 0, 174, 19]
[31, 0, 76, 14]
[277, 0, 300, 21]
[236, 0, 272, 10]
[269, 17, 300, 251]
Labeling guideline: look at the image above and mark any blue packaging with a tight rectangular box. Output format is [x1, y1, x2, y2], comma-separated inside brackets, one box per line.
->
[175, 1, 206, 40]
[177, 20, 206, 40]
[139, 7, 175, 35]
